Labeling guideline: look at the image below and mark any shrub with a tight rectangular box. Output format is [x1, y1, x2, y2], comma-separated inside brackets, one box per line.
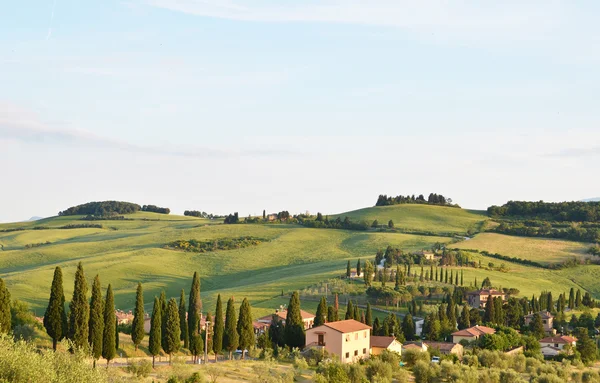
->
[499, 369, 526, 383]
[316, 360, 350, 383]
[365, 359, 392, 383]
[186, 372, 205, 383]
[127, 359, 153, 378]
[402, 349, 430, 367]
[293, 356, 308, 371]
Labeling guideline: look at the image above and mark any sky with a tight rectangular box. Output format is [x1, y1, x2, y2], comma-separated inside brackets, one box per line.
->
[1, 0, 599, 222]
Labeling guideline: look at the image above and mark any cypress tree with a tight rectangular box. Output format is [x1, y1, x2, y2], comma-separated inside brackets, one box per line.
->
[484, 295, 494, 324]
[188, 272, 202, 362]
[213, 294, 224, 361]
[131, 282, 145, 351]
[346, 260, 351, 277]
[402, 314, 415, 341]
[159, 290, 167, 351]
[455, 272, 459, 286]
[284, 291, 305, 348]
[450, 270, 453, 285]
[365, 303, 373, 327]
[395, 265, 401, 290]
[458, 305, 470, 330]
[314, 296, 327, 326]
[102, 284, 116, 367]
[529, 312, 545, 339]
[430, 265, 434, 282]
[435, 267, 438, 281]
[44, 267, 68, 350]
[148, 297, 162, 368]
[0, 278, 11, 335]
[373, 317, 382, 336]
[236, 298, 255, 359]
[353, 303, 359, 320]
[178, 289, 189, 349]
[115, 318, 119, 352]
[327, 306, 335, 322]
[445, 268, 448, 283]
[345, 300, 354, 320]
[357, 259, 361, 277]
[547, 292, 554, 312]
[68, 262, 89, 352]
[494, 297, 504, 325]
[576, 289, 582, 308]
[163, 298, 181, 364]
[460, 270, 464, 286]
[223, 297, 239, 359]
[204, 312, 213, 356]
[88, 275, 104, 367]
[568, 288, 575, 309]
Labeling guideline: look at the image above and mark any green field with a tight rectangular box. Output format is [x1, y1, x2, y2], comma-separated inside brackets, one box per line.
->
[452, 232, 592, 265]
[332, 204, 488, 235]
[0, 212, 451, 313]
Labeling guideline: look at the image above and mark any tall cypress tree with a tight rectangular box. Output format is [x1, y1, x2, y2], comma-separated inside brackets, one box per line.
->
[484, 295, 494, 324]
[131, 282, 145, 351]
[115, 318, 119, 351]
[236, 298, 255, 359]
[576, 289, 582, 308]
[365, 303, 373, 327]
[345, 300, 354, 320]
[455, 272, 459, 286]
[327, 306, 335, 322]
[44, 267, 67, 350]
[0, 278, 11, 335]
[164, 298, 181, 364]
[88, 275, 104, 367]
[334, 294, 340, 321]
[159, 290, 167, 351]
[148, 297, 162, 368]
[179, 289, 189, 349]
[402, 314, 415, 341]
[213, 294, 224, 361]
[223, 297, 239, 359]
[458, 305, 470, 329]
[314, 296, 327, 326]
[460, 270, 464, 286]
[204, 312, 213, 357]
[102, 284, 116, 367]
[346, 260, 351, 277]
[353, 303, 359, 321]
[568, 288, 575, 309]
[284, 291, 305, 348]
[68, 262, 89, 352]
[188, 272, 202, 362]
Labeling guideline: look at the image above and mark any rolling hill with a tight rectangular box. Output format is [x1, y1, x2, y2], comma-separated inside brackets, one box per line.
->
[331, 204, 489, 235]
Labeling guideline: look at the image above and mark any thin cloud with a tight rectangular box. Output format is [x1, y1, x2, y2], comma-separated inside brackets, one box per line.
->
[0, 104, 294, 158]
[46, 0, 57, 40]
[545, 147, 600, 158]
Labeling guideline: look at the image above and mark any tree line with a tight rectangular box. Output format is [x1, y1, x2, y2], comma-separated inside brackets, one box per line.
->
[166, 237, 266, 253]
[488, 200, 600, 222]
[183, 211, 224, 219]
[492, 221, 600, 243]
[375, 193, 458, 207]
[141, 205, 170, 214]
[59, 201, 141, 216]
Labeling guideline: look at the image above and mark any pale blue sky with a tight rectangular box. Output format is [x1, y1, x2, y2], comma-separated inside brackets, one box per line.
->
[1, 1, 599, 222]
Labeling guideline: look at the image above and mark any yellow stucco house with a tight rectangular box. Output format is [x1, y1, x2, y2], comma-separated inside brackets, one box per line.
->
[370, 336, 402, 356]
[305, 319, 372, 363]
[451, 325, 496, 344]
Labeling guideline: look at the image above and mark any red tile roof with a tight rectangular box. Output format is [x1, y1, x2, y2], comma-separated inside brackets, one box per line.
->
[370, 336, 397, 348]
[467, 289, 504, 296]
[313, 319, 371, 334]
[524, 311, 554, 319]
[424, 342, 461, 352]
[452, 325, 496, 337]
[539, 335, 577, 344]
[258, 309, 315, 322]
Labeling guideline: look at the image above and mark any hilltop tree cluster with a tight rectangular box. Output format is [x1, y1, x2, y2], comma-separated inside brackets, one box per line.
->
[493, 221, 600, 243]
[141, 205, 170, 214]
[59, 201, 141, 216]
[183, 211, 223, 219]
[488, 200, 600, 222]
[375, 193, 457, 207]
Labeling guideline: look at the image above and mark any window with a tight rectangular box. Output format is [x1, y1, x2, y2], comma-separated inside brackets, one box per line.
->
[354, 350, 358, 356]
[363, 348, 367, 354]
[345, 352, 349, 359]
[345, 335, 350, 342]
[555, 343, 559, 347]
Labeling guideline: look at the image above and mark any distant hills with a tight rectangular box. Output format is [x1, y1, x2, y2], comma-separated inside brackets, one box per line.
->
[582, 198, 600, 202]
[27, 216, 43, 221]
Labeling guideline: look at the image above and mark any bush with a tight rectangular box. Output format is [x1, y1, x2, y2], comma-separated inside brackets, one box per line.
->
[293, 356, 308, 370]
[402, 349, 430, 367]
[186, 372, 205, 383]
[412, 361, 432, 383]
[499, 369, 526, 383]
[365, 359, 392, 383]
[316, 360, 350, 383]
[127, 359, 152, 378]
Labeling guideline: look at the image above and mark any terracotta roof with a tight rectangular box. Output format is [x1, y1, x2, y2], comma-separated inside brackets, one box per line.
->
[467, 289, 504, 296]
[253, 321, 269, 329]
[313, 319, 371, 334]
[258, 309, 315, 322]
[424, 342, 460, 352]
[402, 342, 425, 350]
[539, 335, 577, 344]
[452, 325, 496, 337]
[370, 336, 397, 348]
[524, 311, 554, 319]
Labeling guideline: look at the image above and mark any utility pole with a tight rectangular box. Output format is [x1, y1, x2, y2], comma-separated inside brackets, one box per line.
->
[204, 321, 211, 364]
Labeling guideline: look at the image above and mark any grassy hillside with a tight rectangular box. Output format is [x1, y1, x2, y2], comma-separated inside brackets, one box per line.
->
[331, 204, 488, 235]
[452, 233, 592, 266]
[0, 212, 451, 313]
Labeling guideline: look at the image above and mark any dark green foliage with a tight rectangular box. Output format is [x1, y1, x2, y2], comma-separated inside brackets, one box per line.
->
[487, 200, 600, 222]
[148, 297, 162, 367]
[223, 212, 239, 224]
[188, 272, 202, 360]
[44, 267, 68, 350]
[327, 306, 335, 322]
[458, 305, 470, 330]
[353, 304, 359, 321]
[141, 205, 170, 214]
[356, 259, 361, 276]
[115, 318, 119, 351]
[575, 327, 599, 363]
[0, 278, 11, 334]
[484, 295, 494, 324]
[223, 297, 239, 359]
[284, 291, 305, 349]
[164, 298, 181, 363]
[372, 317, 381, 335]
[402, 314, 415, 341]
[365, 303, 373, 327]
[576, 289, 582, 307]
[160, 291, 167, 351]
[89, 275, 104, 363]
[204, 312, 213, 355]
[481, 277, 492, 288]
[167, 237, 266, 253]
[376, 193, 456, 207]
[213, 294, 224, 357]
[529, 313, 545, 339]
[59, 201, 141, 216]
[132, 283, 145, 351]
[178, 289, 188, 349]
[236, 298, 255, 359]
[269, 315, 285, 348]
[68, 262, 89, 351]
[302, 215, 369, 231]
[493, 220, 600, 243]
[569, 288, 575, 309]
[314, 296, 327, 326]
[102, 285, 116, 364]
[346, 261, 351, 277]
[388, 220, 394, 228]
[345, 301, 354, 320]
